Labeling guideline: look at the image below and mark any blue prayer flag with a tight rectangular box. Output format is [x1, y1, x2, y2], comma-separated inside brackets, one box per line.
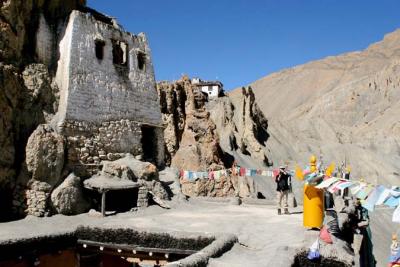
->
[384, 196, 400, 208]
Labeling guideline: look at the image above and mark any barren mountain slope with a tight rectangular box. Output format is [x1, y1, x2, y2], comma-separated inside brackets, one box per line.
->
[231, 29, 400, 185]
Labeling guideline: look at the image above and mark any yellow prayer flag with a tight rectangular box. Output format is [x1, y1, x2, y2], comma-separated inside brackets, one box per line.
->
[325, 162, 335, 177]
[295, 165, 304, 181]
[346, 166, 351, 173]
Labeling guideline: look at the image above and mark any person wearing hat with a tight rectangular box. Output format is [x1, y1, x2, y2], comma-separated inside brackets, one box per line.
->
[275, 166, 291, 215]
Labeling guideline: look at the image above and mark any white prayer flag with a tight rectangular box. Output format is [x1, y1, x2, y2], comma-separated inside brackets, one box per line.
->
[315, 177, 340, 189]
[392, 204, 400, 223]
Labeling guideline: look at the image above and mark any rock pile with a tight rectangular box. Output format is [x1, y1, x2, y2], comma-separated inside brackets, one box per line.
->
[25, 180, 52, 217]
[22, 124, 65, 216]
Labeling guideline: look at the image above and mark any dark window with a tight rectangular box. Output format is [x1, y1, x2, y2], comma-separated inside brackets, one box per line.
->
[112, 40, 128, 65]
[137, 52, 146, 70]
[94, 40, 105, 60]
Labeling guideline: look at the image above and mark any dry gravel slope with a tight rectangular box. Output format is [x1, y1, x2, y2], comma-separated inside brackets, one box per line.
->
[231, 29, 400, 186]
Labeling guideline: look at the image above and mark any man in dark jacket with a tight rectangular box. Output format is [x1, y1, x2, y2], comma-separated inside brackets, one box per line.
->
[275, 166, 291, 215]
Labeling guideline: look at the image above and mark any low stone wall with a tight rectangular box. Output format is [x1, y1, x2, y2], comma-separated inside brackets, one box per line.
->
[59, 119, 167, 177]
[25, 181, 51, 217]
[61, 119, 143, 166]
[292, 251, 351, 267]
[137, 186, 149, 208]
[61, 119, 165, 174]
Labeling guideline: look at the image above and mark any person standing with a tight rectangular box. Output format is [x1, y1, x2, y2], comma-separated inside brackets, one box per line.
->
[355, 199, 376, 267]
[275, 166, 291, 215]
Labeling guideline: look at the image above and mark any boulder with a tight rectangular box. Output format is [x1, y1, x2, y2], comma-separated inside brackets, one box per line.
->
[102, 154, 158, 181]
[159, 167, 181, 196]
[22, 63, 58, 121]
[102, 160, 136, 181]
[145, 180, 169, 200]
[50, 173, 90, 215]
[26, 124, 65, 187]
[159, 167, 179, 184]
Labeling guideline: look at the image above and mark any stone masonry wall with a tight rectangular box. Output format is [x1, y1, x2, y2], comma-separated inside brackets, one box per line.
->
[56, 11, 162, 125]
[61, 119, 143, 176]
[61, 119, 165, 176]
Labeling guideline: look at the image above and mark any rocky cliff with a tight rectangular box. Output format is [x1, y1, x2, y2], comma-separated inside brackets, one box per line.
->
[157, 77, 271, 198]
[232, 29, 400, 186]
[0, 0, 87, 220]
[157, 76, 227, 171]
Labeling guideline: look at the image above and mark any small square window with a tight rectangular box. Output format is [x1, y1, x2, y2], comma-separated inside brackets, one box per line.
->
[112, 39, 128, 65]
[137, 52, 146, 70]
[94, 39, 105, 60]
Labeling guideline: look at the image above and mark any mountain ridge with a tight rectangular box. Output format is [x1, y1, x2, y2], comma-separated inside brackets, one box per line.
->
[231, 28, 400, 185]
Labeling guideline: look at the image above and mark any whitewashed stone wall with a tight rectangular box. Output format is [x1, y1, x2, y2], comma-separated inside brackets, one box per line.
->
[54, 10, 165, 173]
[56, 10, 161, 125]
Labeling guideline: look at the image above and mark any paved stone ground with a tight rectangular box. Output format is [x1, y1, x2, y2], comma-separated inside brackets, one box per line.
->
[0, 200, 305, 266]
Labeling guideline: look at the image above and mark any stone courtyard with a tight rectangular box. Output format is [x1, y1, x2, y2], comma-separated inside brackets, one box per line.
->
[0, 199, 305, 266]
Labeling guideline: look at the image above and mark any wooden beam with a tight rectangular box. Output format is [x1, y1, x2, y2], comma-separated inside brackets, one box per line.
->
[77, 239, 197, 255]
[80, 247, 174, 261]
[101, 191, 106, 217]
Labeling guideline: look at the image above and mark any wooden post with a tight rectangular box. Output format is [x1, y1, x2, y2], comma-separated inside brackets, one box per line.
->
[101, 190, 106, 217]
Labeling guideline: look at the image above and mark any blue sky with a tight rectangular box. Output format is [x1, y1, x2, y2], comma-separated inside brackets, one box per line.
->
[87, 1, 400, 90]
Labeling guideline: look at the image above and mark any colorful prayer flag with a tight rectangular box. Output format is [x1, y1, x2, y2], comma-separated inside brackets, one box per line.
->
[315, 177, 340, 189]
[362, 185, 385, 212]
[325, 162, 335, 177]
[295, 165, 304, 181]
